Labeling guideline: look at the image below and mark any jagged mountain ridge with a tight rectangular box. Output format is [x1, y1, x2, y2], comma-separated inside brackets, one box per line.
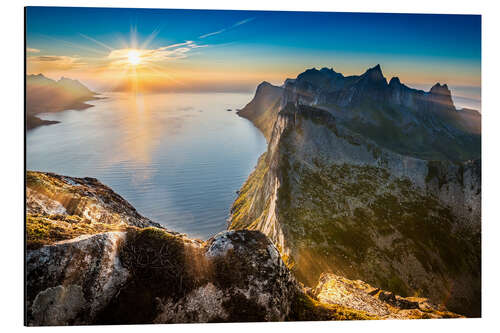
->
[230, 66, 481, 316]
[241, 65, 480, 161]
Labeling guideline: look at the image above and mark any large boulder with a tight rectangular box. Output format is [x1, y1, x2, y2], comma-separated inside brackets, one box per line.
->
[26, 232, 130, 325]
[26, 229, 301, 325]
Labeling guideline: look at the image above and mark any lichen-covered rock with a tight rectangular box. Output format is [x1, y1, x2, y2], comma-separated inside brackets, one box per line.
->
[27, 171, 162, 229]
[154, 283, 227, 323]
[201, 230, 298, 322]
[31, 285, 87, 326]
[27, 228, 301, 325]
[26, 171, 164, 249]
[26, 232, 130, 325]
[25, 171, 464, 325]
[313, 273, 462, 319]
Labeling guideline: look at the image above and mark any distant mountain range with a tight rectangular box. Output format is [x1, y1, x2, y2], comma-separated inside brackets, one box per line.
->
[232, 65, 481, 316]
[26, 74, 98, 130]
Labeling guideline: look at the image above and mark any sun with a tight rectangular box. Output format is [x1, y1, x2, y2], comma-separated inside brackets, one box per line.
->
[127, 50, 141, 66]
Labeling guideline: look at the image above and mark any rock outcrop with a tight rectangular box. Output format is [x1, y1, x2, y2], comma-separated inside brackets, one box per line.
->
[26, 171, 459, 325]
[26, 228, 300, 325]
[314, 273, 461, 319]
[27, 232, 130, 325]
[26, 171, 162, 249]
[231, 66, 481, 316]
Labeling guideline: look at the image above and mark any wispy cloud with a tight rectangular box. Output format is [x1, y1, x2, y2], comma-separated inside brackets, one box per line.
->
[27, 55, 86, 70]
[233, 17, 255, 27]
[27, 47, 40, 53]
[79, 33, 114, 51]
[198, 17, 255, 39]
[107, 41, 207, 68]
[199, 29, 226, 39]
[160, 41, 202, 50]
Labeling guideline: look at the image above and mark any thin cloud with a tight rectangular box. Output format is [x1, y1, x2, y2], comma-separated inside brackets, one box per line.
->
[199, 29, 226, 39]
[232, 17, 255, 27]
[160, 41, 196, 50]
[31, 56, 68, 62]
[198, 17, 255, 39]
[27, 47, 40, 53]
[79, 33, 114, 51]
[107, 41, 207, 68]
[27, 55, 86, 70]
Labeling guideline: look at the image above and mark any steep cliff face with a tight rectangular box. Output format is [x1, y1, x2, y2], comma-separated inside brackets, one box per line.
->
[237, 81, 283, 141]
[230, 66, 481, 317]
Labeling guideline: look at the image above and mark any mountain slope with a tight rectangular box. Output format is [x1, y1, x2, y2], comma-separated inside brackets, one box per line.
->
[230, 66, 481, 317]
[26, 171, 459, 325]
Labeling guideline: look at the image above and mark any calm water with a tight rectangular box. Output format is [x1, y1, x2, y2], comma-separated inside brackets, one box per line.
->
[27, 92, 266, 240]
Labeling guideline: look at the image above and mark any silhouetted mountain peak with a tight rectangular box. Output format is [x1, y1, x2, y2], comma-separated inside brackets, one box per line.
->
[320, 67, 336, 74]
[430, 83, 451, 97]
[255, 81, 277, 94]
[28, 73, 48, 79]
[361, 64, 385, 82]
[257, 81, 272, 88]
[428, 83, 455, 110]
[59, 76, 76, 82]
[27, 73, 57, 86]
[389, 76, 401, 86]
[303, 67, 318, 74]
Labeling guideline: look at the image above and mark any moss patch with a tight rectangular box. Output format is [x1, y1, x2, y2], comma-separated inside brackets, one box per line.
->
[230, 153, 270, 230]
[288, 293, 377, 321]
[26, 213, 130, 250]
[96, 228, 207, 324]
[274, 155, 480, 311]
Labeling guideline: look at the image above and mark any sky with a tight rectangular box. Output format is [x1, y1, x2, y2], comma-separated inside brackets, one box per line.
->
[26, 7, 481, 109]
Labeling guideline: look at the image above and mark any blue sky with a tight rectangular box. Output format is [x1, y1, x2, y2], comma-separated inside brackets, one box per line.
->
[26, 7, 481, 108]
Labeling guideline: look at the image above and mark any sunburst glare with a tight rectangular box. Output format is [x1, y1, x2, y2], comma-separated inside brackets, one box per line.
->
[127, 50, 141, 66]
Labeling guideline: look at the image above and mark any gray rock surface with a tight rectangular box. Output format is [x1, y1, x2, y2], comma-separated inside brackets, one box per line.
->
[314, 273, 460, 319]
[26, 229, 300, 325]
[26, 232, 130, 325]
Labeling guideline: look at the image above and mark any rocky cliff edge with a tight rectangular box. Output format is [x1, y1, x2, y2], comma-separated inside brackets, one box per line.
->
[25, 171, 460, 325]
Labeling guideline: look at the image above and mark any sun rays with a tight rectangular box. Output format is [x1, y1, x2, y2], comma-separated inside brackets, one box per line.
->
[27, 15, 275, 95]
[28, 25, 209, 94]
